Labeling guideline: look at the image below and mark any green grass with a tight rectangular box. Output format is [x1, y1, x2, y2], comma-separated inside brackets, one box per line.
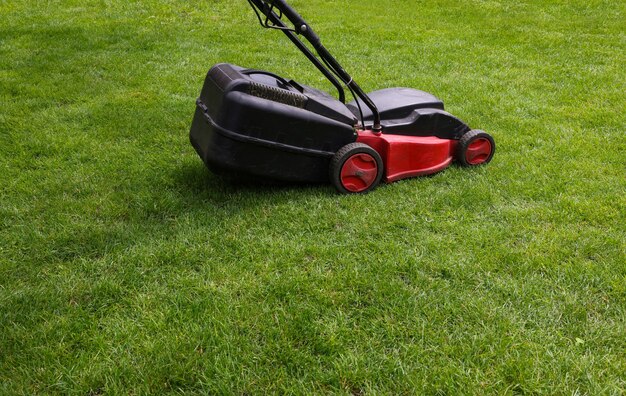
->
[1, 0, 625, 394]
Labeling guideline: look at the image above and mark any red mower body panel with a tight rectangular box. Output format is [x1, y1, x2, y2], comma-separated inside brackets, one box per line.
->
[357, 131, 457, 183]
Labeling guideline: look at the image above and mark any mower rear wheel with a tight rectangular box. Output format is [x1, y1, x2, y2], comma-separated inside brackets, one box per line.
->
[330, 143, 383, 194]
[457, 130, 495, 167]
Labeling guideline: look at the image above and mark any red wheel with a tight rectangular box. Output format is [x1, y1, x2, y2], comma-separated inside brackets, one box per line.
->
[457, 130, 495, 167]
[330, 143, 383, 194]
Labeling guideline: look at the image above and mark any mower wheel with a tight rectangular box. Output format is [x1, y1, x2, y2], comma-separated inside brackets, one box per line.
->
[457, 130, 495, 167]
[330, 143, 383, 194]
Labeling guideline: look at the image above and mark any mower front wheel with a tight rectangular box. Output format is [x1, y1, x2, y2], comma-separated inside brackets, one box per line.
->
[330, 143, 383, 194]
[457, 130, 495, 167]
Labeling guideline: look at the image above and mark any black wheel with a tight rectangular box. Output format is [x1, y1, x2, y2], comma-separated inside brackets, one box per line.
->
[329, 142, 383, 194]
[457, 130, 495, 167]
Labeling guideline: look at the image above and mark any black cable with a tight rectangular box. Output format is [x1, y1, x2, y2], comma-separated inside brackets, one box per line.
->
[247, 0, 266, 27]
[319, 51, 366, 129]
[247, 0, 295, 32]
[346, 84, 366, 129]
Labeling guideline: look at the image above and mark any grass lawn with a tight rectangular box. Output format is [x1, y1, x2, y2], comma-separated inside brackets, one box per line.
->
[1, 0, 625, 394]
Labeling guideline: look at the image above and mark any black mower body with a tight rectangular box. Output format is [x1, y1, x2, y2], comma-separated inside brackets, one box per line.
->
[190, 63, 472, 183]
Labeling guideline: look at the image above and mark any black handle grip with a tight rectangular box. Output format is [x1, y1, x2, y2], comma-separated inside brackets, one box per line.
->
[268, 0, 320, 45]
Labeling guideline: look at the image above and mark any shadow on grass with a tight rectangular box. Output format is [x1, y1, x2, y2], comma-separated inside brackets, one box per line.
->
[172, 161, 333, 208]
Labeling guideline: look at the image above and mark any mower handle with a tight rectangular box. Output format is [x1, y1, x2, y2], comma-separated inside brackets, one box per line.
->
[248, 0, 345, 103]
[250, 0, 383, 131]
[268, 0, 322, 45]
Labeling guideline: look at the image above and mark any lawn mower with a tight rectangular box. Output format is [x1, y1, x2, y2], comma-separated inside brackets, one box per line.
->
[189, 0, 495, 193]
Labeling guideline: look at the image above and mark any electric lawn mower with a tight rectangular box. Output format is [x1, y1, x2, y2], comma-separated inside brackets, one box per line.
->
[189, 0, 495, 193]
